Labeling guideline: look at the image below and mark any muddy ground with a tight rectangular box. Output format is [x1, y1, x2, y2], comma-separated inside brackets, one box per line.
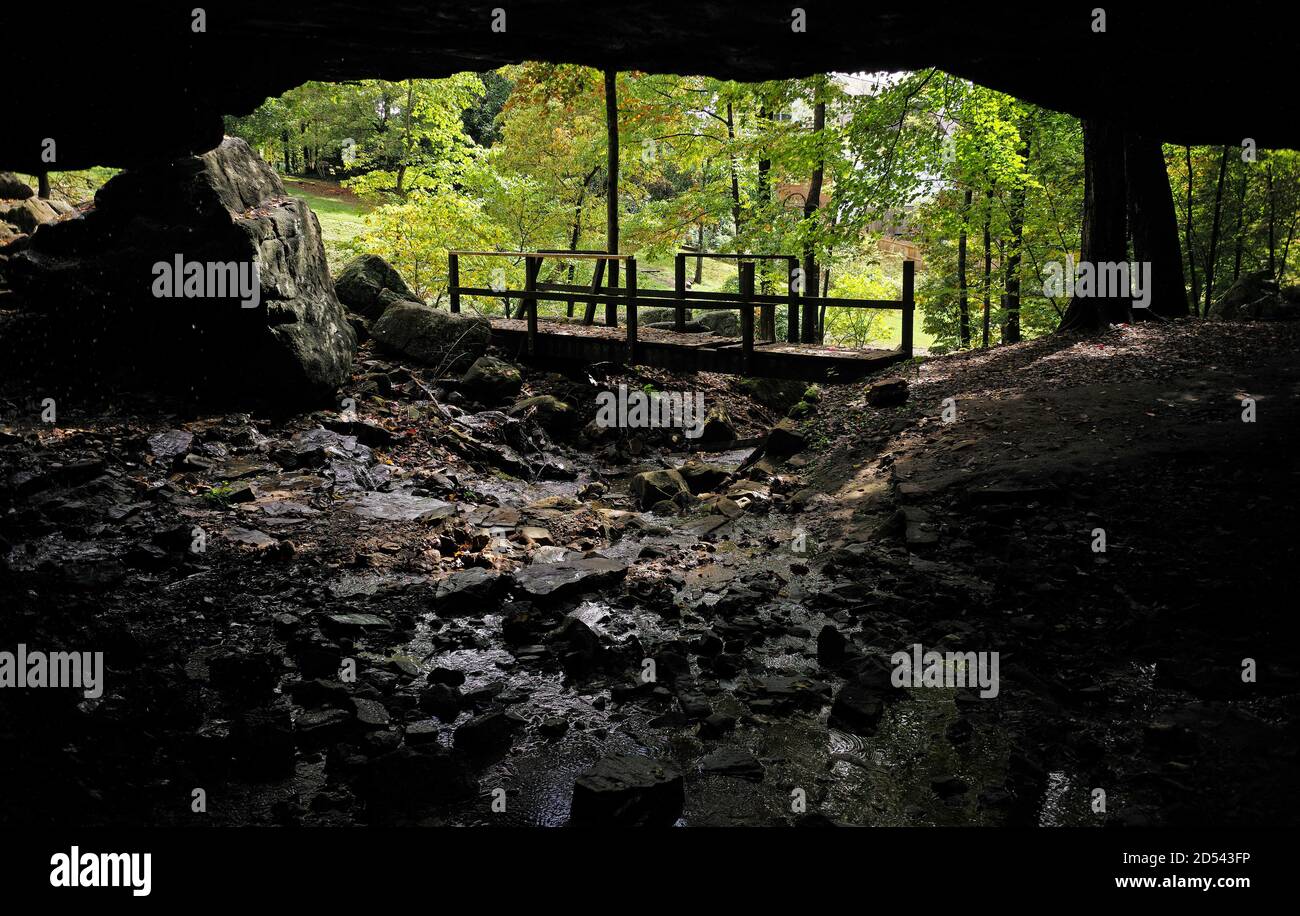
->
[1, 320, 1297, 827]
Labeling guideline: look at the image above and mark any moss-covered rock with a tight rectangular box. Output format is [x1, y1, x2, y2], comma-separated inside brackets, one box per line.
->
[461, 355, 523, 404]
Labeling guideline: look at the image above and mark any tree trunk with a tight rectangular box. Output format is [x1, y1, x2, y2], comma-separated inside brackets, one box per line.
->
[958, 188, 971, 346]
[818, 263, 831, 344]
[565, 174, 591, 318]
[726, 102, 741, 240]
[1232, 165, 1249, 282]
[1280, 209, 1298, 286]
[1125, 133, 1188, 318]
[1185, 146, 1200, 310]
[37, 172, 50, 199]
[395, 79, 415, 197]
[757, 103, 775, 340]
[982, 190, 992, 347]
[695, 223, 704, 284]
[604, 68, 620, 321]
[1267, 162, 1276, 278]
[1203, 145, 1230, 316]
[1058, 119, 1130, 332]
[1003, 134, 1030, 343]
[801, 98, 827, 344]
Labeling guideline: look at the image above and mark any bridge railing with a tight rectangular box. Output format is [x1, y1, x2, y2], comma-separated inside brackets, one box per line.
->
[447, 250, 915, 370]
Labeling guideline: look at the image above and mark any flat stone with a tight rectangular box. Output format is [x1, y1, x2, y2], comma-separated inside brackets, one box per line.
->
[352, 697, 391, 728]
[148, 429, 194, 460]
[322, 612, 392, 634]
[225, 527, 277, 549]
[530, 545, 579, 564]
[518, 526, 554, 546]
[511, 558, 628, 602]
[700, 746, 765, 781]
[745, 675, 831, 712]
[434, 567, 504, 613]
[453, 710, 521, 752]
[348, 490, 457, 523]
[570, 755, 684, 827]
[480, 506, 521, 527]
[676, 514, 733, 538]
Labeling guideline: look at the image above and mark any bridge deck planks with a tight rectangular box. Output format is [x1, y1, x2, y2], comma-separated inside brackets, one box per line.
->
[487, 317, 902, 382]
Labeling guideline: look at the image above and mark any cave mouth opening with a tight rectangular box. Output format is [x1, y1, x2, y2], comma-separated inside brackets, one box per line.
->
[1, 7, 1299, 853]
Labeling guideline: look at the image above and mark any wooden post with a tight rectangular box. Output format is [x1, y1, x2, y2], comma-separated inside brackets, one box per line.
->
[739, 261, 755, 375]
[566, 254, 576, 318]
[448, 253, 460, 313]
[525, 255, 540, 355]
[786, 256, 799, 343]
[901, 259, 916, 358]
[626, 257, 638, 364]
[583, 260, 606, 325]
[674, 253, 687, 332]
[800, 260, 817, 343]
[605, 258, 618, 327]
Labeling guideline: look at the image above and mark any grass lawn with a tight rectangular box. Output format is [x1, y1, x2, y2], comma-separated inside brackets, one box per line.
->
[635, 253, 737, 292]
[283, 177, 369, 272]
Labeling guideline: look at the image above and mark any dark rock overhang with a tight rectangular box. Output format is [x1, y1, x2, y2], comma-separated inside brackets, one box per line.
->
[2, 0, 1296, 173]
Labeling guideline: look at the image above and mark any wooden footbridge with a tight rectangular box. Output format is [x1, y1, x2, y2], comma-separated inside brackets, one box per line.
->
[447, 250, 916, 383]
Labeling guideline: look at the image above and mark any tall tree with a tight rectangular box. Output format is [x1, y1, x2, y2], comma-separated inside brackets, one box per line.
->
[1058, 120, 1129, 332]
[982, 190, 993, 346]
[1125, 134, 1188, 318]
[1002, 132, 1030, 343]
[958, 188, 972, 346]
[1203, 145, 1231, 316]
[800, 95, 827, 343]
[1185, 146, 1200, 310]
[604, 68, 620, 318]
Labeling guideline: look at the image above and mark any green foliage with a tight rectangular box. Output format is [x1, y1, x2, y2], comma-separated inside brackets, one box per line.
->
[225, 63, 1300, 351]
[350, 190, 502, 303]
[203, 482, 237, 506]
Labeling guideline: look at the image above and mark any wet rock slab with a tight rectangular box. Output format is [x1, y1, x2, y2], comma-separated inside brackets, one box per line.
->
[699, 747, 765, 781]
[569, 754, 684, 826]
[434, 567, 504, 613]
[510, 558, 628, 602]
[347, 490, 458, 523]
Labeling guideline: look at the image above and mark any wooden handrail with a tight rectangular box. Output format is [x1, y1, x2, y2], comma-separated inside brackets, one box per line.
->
[448, 250, 631, 261]
[679, 252, 798, 262]
[456, 285, 910, 312]
[447, 251, 918, 362]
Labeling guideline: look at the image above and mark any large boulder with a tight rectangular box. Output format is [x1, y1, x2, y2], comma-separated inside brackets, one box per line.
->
[509, 394, 577, 431]
[1209, 269, 1299, 320]
[334, 253, 416, 318]
[630, 468, 690, 509]
[0, 196, 62, 234]
[638, 306, 692, 325]
[698, 404, 737, 445]
[461, 355, 522, 405]
[5, 137, 355, 404]
[698, 310, 741, 336]
[866, 377, 909, 407]
[732, 376, 807, 413]
[0, 172, 34, 200]
[370, 302, 490, 372]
